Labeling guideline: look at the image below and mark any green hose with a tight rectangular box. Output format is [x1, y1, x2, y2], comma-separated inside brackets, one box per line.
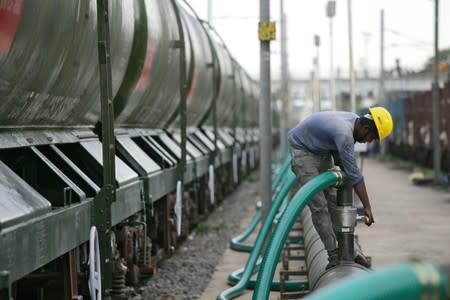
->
[230, 164, 296, 253]
[304, 261, 449, 300]
[271, 158, 291, 192]
[252, 171, 344, 300]
[217, 171, 298, 300]
[229, 206, 261, 252]
[275, 149, 289, 169]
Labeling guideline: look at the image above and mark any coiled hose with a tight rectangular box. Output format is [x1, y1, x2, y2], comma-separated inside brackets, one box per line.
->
[229, 204, 261, 252]
[230, 159, 293, 253]
[218, 171, 302, 300]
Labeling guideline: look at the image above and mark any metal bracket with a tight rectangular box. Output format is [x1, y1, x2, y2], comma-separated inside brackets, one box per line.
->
[0, 271, 10, 300]
[208, 164, 215, 204]
[232, 153, 238, 184]
[175, 181, 183, 236]
[89, 226, 102, 300]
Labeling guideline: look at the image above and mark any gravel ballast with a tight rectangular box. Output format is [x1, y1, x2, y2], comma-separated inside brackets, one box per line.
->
[142, 179, 259, 300]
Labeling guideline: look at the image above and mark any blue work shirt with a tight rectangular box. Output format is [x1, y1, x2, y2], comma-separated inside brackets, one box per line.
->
[287, 111, 363, 185]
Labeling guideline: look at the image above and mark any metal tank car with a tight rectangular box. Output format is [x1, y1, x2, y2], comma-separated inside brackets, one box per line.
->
[0, 0, 262, 299]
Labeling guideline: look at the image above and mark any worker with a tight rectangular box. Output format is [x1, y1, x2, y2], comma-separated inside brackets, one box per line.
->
[287, 107, 393, 269]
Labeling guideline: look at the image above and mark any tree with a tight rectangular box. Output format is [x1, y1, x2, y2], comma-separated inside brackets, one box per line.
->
[420, 48, 450, 74]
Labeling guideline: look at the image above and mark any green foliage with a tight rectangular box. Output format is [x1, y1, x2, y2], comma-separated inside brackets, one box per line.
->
[195, 222, 225, 234]
[420, 48, 450, 73]
[246, 170, 259, 182]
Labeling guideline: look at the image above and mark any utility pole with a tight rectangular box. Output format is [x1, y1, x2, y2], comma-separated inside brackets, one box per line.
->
[207, 0, 213, 25]
[432, 0, 441, 181]
[362, 32, 371, 78]
[347, 0, 355, 113]
[379, 10, 385, 104]
[259, 0, 274, 225]
[314, 34, 321, 112]
[310, 70, 315, 114]
[280, 0, 288, 155]
[327, 1, 336, 110]
[379, 10, 387, 158]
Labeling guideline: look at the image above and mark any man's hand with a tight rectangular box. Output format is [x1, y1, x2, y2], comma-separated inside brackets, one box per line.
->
[328, 165, 341, 172]
[364, 206, 375, 226]
[354, 181, 374, 226]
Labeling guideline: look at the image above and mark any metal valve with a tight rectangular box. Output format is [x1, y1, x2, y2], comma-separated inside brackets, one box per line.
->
[357, 215, 370, 225]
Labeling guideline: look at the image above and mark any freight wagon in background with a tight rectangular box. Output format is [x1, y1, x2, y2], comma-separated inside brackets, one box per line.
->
[0, 1, 272, 299]
[386, 81, 450, 174]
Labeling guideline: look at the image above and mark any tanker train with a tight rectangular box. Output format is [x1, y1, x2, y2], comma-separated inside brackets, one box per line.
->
[385, 80, 450, 175]
[0, 0, 266, 299]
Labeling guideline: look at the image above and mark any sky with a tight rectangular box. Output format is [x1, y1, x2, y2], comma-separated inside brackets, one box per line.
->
[186, 0, 450, 80]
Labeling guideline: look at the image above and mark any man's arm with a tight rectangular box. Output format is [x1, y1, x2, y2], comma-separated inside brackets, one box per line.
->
[333, 135, 374, 225]
[354, 180, 375, 226]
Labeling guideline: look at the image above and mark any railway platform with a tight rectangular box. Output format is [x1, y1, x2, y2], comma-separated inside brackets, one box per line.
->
[200, 157, 450, 299]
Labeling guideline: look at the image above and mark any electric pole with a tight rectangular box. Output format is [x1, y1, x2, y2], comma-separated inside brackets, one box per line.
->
[280, 0, 288, 155]
[207, 0, 213, 25]
[432, 0, 441, 181]
[327, 1, 336, 110]
[379, 10, 387, 158]
[259, 0, 274, 226]
[314, 34, 321, 112]
[347, 0, 355, 113]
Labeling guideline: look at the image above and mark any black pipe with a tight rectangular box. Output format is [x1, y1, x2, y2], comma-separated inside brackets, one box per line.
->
[336, 178, 354, 262]
[336, 179, 353, 206]
[338, 234, 354, 262]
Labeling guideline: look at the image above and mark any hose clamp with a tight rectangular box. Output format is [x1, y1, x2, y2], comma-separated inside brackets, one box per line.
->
[333, 171, 344, 187]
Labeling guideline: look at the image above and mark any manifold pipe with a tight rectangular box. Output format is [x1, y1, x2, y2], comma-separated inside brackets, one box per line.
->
[252, 171, 345, 300]
[301, 208, 368, 291]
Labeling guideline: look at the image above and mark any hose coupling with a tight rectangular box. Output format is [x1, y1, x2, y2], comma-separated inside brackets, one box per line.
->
[336, 207, 357, 233]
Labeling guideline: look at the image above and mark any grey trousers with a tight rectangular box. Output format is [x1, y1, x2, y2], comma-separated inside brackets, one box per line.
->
[290, 147, 338, 252]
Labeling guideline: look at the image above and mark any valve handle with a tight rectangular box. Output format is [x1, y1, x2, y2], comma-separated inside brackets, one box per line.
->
[357, 215, 371, 225]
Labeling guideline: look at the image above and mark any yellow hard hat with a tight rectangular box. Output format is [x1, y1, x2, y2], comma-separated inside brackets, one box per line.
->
[369, 106, 393, 141]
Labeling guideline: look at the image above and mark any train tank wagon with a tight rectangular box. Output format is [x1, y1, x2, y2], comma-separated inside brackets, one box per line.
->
[0, 0, 262, 299]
